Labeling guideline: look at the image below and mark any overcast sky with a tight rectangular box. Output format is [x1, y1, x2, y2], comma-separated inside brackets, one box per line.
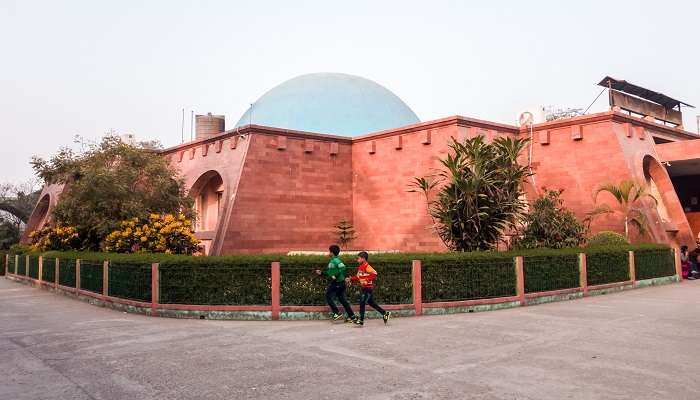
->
[1, 0, 698, 185]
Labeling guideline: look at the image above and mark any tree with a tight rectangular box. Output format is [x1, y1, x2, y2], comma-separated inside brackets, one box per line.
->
[334, 219, 356, 249]
[31, 136, 194, 250]
[588, 180, 656, 241]
[512, 188, 585, 249]
[410, 136, 531, 251]
[0, 182, 40, 249]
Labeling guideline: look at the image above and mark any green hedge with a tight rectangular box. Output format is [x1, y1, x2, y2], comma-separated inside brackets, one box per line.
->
[20, 244, 673, 306]
[523, 253, 580, 293]
[586, 249, 629, 286]
[279, 256, 412, 306]
[58, 258, 77, 288]
[159, 261, 271, 305]
[108, 262, 151, 302]
[422, 254, 516, 301]
[79, 260, 103, 294]
[634, 248, 675, 280]
[28, 255, 39, 279]
[17, 255, 26, 275]
[42, 257, 56, 283]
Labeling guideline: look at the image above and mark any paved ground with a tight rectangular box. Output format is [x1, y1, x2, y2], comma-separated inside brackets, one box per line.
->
[1, 279, 700, 400]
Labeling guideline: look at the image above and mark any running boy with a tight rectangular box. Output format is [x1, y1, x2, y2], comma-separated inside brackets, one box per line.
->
[347, 251, 391, 327]
[315, 245, 357, 322]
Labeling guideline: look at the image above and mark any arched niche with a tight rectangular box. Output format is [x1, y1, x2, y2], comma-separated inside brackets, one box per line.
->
[641, 154, 694, 246]
[189, 171, 225, 233]
[25, 194, 51, 235]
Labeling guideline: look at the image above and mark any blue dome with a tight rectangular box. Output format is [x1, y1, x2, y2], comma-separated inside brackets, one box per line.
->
[235, 73, 419, 136]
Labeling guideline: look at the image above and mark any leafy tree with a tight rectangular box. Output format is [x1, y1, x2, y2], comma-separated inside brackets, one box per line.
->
[31, 136, 193, 250]
[587, 180, 656, 241]
[512, 188, 585, 249]
[410, 136, 531, 251]
[334, 219, 356, 249]
[0, 182, 40, 249]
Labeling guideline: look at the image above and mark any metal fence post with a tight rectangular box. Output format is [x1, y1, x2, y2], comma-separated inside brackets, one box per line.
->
[14, 255, 18, 275]
[151, 263, 159, 317]
[76, 259, 81, 291]
[4, 254, 7, 276]
[412, 260, 422, 316]
[515, 256, 525, 305]
[25, 255, 29, 277]
[271, 262, 280, 320]
[55, 258, 59, 288]
[103, 261, 109, 296]
[38, 256, 43, 285]
[628, 251, 636, 284]
[578, 253, 588, 296]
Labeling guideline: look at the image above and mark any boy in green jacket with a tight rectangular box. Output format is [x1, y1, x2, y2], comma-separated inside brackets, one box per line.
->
[315, 245, 357, 322]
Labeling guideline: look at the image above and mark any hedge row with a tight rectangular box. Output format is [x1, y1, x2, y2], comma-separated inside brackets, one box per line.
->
[586, 249, 630, 286]
[634, 248, 676, 281]
[4, 244, 676, 306]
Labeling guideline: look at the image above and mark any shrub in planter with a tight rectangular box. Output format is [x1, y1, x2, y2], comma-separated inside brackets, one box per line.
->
[587, 231, 629, 247]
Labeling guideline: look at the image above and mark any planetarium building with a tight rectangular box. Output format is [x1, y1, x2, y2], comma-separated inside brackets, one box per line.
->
[24, 73, 700, 255]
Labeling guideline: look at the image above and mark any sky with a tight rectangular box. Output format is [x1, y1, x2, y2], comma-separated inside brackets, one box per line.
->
[1, 0, 699, 185]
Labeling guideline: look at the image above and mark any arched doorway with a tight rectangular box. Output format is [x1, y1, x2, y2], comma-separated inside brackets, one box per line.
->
[189, 171, 225, 254]
[24, 194, 51, 236]
[641, 155, 694, 247]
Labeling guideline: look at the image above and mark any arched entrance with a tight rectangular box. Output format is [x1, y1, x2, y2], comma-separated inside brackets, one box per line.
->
[24, 194, 51, 236]
[641, 154, 694, 247]
[189, 171, 225, 254]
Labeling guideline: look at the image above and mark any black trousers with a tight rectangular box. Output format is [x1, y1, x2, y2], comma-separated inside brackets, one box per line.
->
[359, 288, 386, 321]
[325, 281, 354, 317]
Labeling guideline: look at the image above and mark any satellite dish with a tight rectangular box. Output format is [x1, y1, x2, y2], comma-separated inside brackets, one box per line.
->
[519, 111, 534, 126]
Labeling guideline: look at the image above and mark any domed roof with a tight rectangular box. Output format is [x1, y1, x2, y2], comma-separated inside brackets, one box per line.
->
[235, 73, 419, 136]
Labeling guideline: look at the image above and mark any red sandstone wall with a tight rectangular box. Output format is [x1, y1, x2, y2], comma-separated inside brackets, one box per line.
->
[164, 133, 250, 255]
[351, 119, 518, 252]
[221, 133, 354, 254]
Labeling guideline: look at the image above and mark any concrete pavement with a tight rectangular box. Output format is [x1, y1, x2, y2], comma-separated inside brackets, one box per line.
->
[1, 278, 700, 400]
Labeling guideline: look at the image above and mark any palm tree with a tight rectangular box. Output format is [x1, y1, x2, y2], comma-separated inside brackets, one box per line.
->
[588, 180, 657, 241]
[410, 136, 531, 251]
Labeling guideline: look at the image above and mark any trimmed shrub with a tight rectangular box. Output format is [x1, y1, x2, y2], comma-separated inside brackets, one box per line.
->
[108, 262, 151, 302]
[634, 248, 675, 280]
[42, 257, 56, 283]
[28, 255, 39, 279]
[158, 260, 272, 305]
[17, 255, 26, 275]
[30, 244, 672, 307]
[79, 260, 103, 294]
[523, 253, 579, 293]
[587, 231, 629, 247]
[422, 254, 516, 301]
[585, 248, 629, 286]
[58, 258, 77, 288]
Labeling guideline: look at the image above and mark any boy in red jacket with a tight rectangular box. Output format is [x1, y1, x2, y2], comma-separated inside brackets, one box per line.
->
[347, 251, 391, 327]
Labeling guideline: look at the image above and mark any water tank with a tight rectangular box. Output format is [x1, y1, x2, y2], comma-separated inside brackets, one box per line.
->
[196, 113, 225, 139]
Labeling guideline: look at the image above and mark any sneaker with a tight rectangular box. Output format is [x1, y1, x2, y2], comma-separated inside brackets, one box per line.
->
[688, 276, 697, 280]
[353, 319, 364, 328]
[344, 315, 358, 323]
[383, 312, 392, 325]
[332, 313, 344, 321]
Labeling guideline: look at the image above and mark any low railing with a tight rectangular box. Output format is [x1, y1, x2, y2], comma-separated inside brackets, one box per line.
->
[2, 247, 681, 320]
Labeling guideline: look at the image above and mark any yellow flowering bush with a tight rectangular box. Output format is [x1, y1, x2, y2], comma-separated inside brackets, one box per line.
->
[29, 225, 81, 251]
[103, 213, 200, 255]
